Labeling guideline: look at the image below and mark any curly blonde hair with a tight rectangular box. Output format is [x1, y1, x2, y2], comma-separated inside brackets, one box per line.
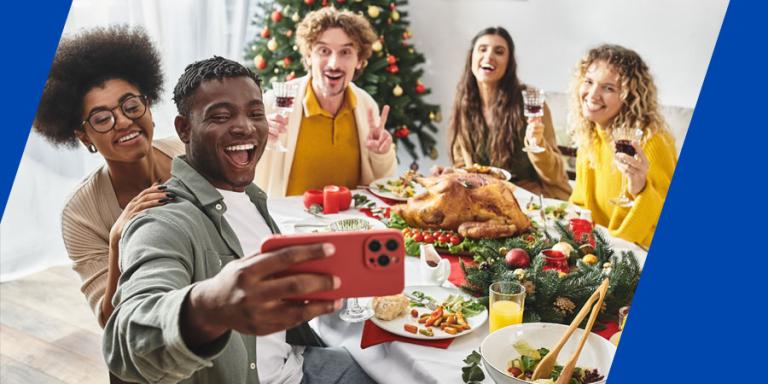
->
[568, 44, 672, 158]
[295, 7, 377, 78]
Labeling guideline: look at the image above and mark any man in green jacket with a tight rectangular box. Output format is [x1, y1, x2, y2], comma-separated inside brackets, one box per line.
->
[103, 56, 374, 384]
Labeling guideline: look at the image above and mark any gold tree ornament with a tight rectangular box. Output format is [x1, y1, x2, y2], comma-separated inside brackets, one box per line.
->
[267, 38, 278, 51]
[392, 84, 403, 96]
[372, 40, 383, 52]
[367, 5, 380, 18]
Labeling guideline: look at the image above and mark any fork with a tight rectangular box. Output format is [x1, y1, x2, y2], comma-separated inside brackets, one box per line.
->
[404, 292, 438, 310]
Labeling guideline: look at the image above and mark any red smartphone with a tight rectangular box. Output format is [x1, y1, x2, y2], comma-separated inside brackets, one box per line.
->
[260, 229, 405, 300]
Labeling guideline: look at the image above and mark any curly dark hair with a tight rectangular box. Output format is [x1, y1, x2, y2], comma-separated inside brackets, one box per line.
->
[33, 25, 163, 148]
[172, 56, 261, 117]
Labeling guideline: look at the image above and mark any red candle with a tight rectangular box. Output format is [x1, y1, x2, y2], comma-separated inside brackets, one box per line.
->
[303, 189, 324, 209]
[338, 186, 352, 211]
[323, 185, 341, 214]
[541, 249, 569, 274]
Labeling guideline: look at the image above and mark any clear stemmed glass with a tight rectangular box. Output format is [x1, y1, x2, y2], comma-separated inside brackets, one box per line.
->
[521, 87, 546, 154]
[329, 219, 375, 323]
[610, 126, 644, 207]
[266, 82, 298, 153]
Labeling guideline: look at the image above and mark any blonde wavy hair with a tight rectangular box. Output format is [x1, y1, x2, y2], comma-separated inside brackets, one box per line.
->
[568, 44, 672, 159]
[295, 7, 377, 79]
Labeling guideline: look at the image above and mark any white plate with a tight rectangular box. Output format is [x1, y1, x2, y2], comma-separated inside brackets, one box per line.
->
[369, 176, 426, 202]
[369, 285, 488, 340]
[457, 166, 513, 181]
[291, 214, 387, 233]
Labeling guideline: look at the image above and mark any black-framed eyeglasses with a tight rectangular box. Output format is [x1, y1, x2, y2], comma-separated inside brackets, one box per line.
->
[81, 95, 148, 133]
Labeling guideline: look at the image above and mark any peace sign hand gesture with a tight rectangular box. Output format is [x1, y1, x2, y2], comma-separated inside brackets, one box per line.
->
[366, 105, 393, 154]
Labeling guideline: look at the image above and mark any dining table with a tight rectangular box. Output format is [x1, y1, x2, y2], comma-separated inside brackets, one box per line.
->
[267, 186, 647, 384]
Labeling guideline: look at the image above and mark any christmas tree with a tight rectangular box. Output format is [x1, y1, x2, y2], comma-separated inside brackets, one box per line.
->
[244, 0, 441, 163]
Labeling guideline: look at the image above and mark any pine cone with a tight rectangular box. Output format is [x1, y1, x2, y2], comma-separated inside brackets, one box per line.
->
[553, 296, 576, 316]
[523, 280, 536, 295]
[581, 368, 605, 383]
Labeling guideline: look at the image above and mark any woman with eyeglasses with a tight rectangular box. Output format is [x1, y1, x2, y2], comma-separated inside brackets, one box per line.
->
[33, 26, 183, 327]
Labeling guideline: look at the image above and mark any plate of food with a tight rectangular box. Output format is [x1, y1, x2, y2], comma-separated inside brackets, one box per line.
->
[291, 214, 387, 233]
[369, 285, 488, 340]
[369, 171, 426, 202]
[457, 164, 512, 181]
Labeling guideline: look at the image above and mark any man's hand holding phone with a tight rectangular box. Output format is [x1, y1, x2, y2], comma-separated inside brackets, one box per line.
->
[181, 243, 341, 350]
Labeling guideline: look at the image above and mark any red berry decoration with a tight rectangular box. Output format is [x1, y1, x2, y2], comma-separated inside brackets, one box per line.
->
[260, 27, 270, 39]
[271, 10, 282, 23]
[415, 83, 426, 94]
[386, 55, 397, 65]
[304, 0, 315, 5]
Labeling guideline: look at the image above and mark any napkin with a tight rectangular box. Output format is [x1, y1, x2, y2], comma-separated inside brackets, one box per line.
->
[360, 320, 454, 349]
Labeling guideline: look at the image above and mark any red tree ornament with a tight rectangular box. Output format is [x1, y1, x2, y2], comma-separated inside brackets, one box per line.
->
[260, 27, 270, 39]
[395, 126, 410, 138]
[271, 10, 282, 23]
[415, 83, 426, 94]
[254, 55, 267, 70]
[283, 57, 292, 66]
[386, 55, 397, 65]
[387, 64, 399, 74]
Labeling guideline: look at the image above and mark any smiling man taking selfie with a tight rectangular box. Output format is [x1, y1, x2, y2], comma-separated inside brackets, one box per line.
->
[103, 56, 374, 384]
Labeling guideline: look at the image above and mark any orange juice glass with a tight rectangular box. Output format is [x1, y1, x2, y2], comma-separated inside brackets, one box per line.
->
[489, 281, 526, 333]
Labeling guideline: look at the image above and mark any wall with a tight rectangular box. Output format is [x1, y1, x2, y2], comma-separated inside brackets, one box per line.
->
[401, 0, 728, 171]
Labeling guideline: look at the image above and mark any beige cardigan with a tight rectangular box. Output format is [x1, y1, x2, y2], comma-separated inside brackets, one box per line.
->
[254, 76, 398, 197]
[61, 137, 185, 327]
[451, 104, 572, 200]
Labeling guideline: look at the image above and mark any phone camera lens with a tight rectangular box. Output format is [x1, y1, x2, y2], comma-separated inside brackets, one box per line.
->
[377, 254, 390, 266]
[385, 239, 399, 251]
[368, 240, 381, 252]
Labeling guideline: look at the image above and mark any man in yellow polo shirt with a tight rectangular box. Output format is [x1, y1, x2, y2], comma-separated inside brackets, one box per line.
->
[255, 7, 397, 197]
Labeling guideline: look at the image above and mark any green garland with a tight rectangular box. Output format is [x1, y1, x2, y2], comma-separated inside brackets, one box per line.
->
[388, 214, 641, 325]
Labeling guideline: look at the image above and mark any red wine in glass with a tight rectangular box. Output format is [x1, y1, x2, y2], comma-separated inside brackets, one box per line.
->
[276, 96, 294, 108]
[524, 104, 543, 116]
[614, 140, 636, 156]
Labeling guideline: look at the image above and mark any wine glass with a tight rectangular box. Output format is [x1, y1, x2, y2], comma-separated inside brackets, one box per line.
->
[266, 82, 298, 152]
[521, 87, 546, 154]
[328, 219, 375, 323]
[610, 126, 643, 207]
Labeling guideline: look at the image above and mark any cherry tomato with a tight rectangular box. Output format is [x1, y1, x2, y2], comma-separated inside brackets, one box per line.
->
[449, 236, 461, 245]
[432, 231, 442, 238]
[402, 228, 412, 237]
[423, 234, 434, 243]
[412, 233, 424, 242]
[437, 235, 449, 244]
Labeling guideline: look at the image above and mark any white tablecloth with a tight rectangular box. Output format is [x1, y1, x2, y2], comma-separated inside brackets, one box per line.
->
[267, 189, 647, 384]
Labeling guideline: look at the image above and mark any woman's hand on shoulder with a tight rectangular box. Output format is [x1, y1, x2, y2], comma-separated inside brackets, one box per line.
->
[109, 183, 175, 244]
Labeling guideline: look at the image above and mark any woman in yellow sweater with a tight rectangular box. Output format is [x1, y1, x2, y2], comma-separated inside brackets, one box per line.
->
[33, 27, 182, 327]
[568, 44, 678, 247]
[443, 27, 571, 200]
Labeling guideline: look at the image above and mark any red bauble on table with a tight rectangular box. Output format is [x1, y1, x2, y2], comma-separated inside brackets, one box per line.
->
[505, 248, 530, 268]
[271, 10, 282, 22]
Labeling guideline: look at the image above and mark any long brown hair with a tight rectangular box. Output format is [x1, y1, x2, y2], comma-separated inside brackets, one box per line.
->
[568, 44, 673, 162]
[449, 27, 525, 168]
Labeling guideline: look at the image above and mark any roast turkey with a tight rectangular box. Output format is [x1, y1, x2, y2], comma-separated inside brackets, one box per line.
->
[391, 173, 531, 239]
